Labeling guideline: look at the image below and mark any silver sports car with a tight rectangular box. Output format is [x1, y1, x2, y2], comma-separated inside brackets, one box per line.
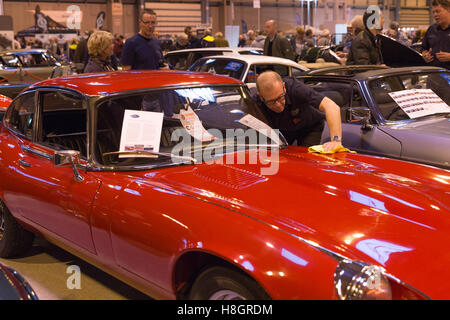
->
[299, 66, 450, 169]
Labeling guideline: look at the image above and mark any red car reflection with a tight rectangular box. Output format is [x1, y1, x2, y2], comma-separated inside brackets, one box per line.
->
[0, 70, 449, 300]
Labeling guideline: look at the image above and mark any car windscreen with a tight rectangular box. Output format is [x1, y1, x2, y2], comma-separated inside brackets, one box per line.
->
[18, 53, 54, 67]
[189, 59, 246, 81]
[369, 72, 450, 121]
[238, 50, 263, 55]
[95, 85, 285, 168]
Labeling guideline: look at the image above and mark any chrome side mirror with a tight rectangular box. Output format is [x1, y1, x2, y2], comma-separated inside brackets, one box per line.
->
[54, 150, 84, 182]
[347, 107, 374, 130]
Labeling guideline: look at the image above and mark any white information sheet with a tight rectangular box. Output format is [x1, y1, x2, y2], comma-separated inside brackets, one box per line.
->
[238, 114, 281, 146]
[388, 89, 450, 119]
[180, 107, 217, 142]
[119, 110, 164, 155]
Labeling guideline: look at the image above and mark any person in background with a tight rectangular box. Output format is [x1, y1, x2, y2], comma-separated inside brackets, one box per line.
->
[13, 36, 21, 49]
[251, 30, 266, 48]
[291, 27, 308, 59]
[386, 21, 411, 46]
[168, 33, 189, 51]
[238, 33, 247, 47]
[120, 9, 168, 70]
[317, 29, 331, 47]
[201, 28, 216, 47]
[304, 29, 315, 48]
[69, 38, 78, 61]
[346, 9, 384, 65]
[214, 32, 229, 47]
[184, 26, 201, 48]
[84, 30, 115, 73]
[246, 30, 256, 46]
[263, 19, 295, 60]
[113, 35, 125, 60]
[422, 0, 450, 69]
[74, 30, 93, 72]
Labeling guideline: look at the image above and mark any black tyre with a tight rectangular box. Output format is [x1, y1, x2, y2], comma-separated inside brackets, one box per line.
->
[189, 266, 270, 300]
[0, 202, 34, 258]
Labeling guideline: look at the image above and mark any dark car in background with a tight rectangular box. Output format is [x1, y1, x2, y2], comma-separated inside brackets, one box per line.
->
[299, 66, 450, 169]
[0, 263, 38, 300]
[0, 49, 73, 99]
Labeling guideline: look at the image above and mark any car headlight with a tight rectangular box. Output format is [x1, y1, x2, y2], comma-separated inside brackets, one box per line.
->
[334, 260, 392, 300]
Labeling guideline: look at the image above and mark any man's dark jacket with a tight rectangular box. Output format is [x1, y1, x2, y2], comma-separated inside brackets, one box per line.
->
[264, 34, 295, 61]
[346, 29, 382, 65]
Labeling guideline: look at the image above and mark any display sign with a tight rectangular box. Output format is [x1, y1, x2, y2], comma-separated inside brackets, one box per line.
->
[388, 89, 450, 119]
[180, 107, 216, 142]
[120, 110, 163, 155]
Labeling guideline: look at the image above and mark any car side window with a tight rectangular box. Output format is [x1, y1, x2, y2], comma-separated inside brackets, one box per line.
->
[19, 53, 50, 67]
[255, 64, 289, 77]
[6, 92, 35, 139]
[38, 91, 87, 158]
[291, 67, 306, 77]
[0, 55, 20, 68]
[304, 80, 360, 122]
[166, 53, 188, 70]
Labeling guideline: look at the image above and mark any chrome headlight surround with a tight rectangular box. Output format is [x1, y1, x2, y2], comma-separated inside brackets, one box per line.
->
[334, 260, 392, 300]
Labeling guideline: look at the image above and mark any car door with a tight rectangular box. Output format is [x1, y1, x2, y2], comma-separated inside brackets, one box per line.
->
[18, 53, 53, 82]
[1, 89, 100, 254]
[305, 79, 402, 157]
[0, 54, 23, 82]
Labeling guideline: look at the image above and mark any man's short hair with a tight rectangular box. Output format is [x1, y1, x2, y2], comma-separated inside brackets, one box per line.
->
[432, 0, 450, 8]
[256, 71, 283, 93]
[390, 21, 400, 30]
[139, 8, 156, 21]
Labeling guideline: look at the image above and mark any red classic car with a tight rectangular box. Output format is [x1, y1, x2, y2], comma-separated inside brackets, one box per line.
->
[0, 95, 12, 121]
[0, 70, 449, 300]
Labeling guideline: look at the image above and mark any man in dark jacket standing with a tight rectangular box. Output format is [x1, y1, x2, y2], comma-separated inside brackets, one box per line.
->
[263, 20, 295, 61]
[346, 8, 384, 65]
[422, 0, 450, 69]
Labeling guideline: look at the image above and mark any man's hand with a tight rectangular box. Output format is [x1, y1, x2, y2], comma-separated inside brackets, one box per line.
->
[422, 48, 434, 63]
[322, 140, 342, 153]
[159, 63, 170, 70]
[436, 51, 450, 62]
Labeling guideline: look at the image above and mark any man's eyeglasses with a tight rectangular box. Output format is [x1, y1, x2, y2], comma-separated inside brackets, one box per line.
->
[262, 90, 286, 106]
[141, 20, 157, 25]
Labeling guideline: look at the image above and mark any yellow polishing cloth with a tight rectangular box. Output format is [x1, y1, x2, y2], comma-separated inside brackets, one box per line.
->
[308, 145, 356, 154]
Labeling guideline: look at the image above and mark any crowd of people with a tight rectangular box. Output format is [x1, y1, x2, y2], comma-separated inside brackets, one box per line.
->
[8, 0, 449, 72]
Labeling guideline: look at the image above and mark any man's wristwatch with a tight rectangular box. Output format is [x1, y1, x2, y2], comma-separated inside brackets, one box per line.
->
[332, 136, 342, 142]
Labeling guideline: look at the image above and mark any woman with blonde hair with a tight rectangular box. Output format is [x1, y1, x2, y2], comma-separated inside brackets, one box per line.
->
[84, 30, 116, 73]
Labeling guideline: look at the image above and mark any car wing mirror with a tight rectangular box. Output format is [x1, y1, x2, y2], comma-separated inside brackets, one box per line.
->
[347, 107, 373, 130]
[54, 150, 84, 182]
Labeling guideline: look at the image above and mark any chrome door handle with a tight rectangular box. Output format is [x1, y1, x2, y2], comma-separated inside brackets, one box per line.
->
[18, 158, 32, 167]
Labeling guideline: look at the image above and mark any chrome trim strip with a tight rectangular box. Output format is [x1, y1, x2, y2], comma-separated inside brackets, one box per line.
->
[21, 144, 53, 161]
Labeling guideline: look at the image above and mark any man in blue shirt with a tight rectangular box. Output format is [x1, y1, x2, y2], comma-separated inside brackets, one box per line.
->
[120, 9, 168, 70]
[422, 0, 450, 69]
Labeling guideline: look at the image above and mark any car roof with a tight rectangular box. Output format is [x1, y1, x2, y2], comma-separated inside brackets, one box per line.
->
[165, 47, 262, 55]
[193, 54, 310, 71]
[26, 70, 243, 96]
[352, 66, 448, 80]
[306, 65, 447, 80]
[0, 49, 48, 55]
